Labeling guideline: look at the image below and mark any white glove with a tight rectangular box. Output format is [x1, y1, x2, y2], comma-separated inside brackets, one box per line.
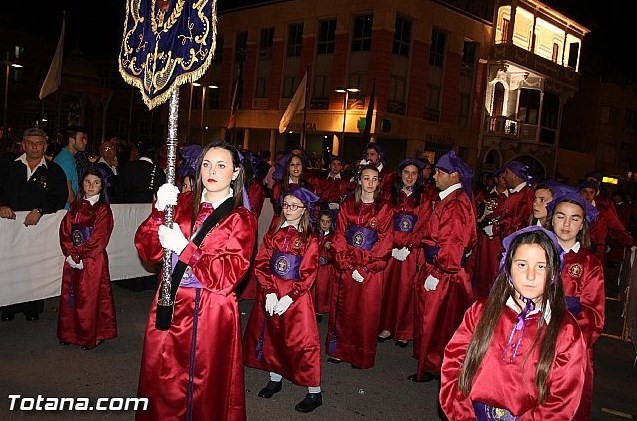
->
[155, 183, 179, 211]
[352, 269, 364, 283]
[158, 224, 189, 255]
[274, 295, 293, 315]
[424, 274, 440, 291]
[392, 247, 410, 261]
[482, 225, 494, 237]
[265, 293, 278, 316]
[328, 202, 340, 210]
[65, 255, 84, 269]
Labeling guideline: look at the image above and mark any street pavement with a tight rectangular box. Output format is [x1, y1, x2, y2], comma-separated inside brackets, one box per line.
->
[0, 276, 635, 420]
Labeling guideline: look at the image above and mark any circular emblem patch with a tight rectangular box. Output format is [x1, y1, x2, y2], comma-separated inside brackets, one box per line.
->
[275, 255, 291, 276]
[353, 231, 365, 247]
[72, 230, 84, 246]
[369, 218, 378, 228]
[399, 216, 413, 232]
[567, 263, 583, 278]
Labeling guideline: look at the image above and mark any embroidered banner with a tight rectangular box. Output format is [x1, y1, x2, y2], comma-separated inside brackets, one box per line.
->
[119, 0, 217, 109]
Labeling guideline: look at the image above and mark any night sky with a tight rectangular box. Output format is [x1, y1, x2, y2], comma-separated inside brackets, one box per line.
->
[1, 0, 633, 80]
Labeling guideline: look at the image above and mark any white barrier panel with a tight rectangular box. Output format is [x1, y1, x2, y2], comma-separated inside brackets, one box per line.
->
[0, 204, 155, 307]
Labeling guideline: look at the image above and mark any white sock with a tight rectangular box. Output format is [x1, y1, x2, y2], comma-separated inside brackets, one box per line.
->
[308, 386, 321, 394]
[269, 372, 282, 382]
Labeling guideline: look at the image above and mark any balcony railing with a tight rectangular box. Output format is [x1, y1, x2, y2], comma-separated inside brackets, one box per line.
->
[488, 116, 521, 137]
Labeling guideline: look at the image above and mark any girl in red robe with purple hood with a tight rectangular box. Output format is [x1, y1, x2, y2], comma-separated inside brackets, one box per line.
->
[58, 167, 117, 350]
[440, 226, 587, 420]
[134, 140, 257, 421]
[243, 187, 322, 413]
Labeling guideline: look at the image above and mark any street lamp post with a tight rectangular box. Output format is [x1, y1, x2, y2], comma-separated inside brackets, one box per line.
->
[194, 83, 218, 144]
[335, 87, 360, 154]
[3, 51, 23, 136]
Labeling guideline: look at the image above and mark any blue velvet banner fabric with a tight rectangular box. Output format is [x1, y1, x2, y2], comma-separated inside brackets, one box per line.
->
[119, 0, 217, 109]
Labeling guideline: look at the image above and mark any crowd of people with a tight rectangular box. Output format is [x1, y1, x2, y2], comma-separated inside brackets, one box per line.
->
[1, 126, 634, 420]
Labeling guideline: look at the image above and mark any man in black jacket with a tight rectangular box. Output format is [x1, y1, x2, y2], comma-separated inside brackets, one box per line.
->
[0, 127, 68, 321]
[115, 141, 166, 203]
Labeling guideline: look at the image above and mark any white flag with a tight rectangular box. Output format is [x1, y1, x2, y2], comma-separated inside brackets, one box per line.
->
[278, 72, 307, 133]
[39, 15, 65, 100]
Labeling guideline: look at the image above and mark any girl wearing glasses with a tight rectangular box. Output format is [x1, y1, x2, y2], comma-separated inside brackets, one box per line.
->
[439, 226, 587, 419]
[243, 187, 323, 413]
[326, 164, 393, 369]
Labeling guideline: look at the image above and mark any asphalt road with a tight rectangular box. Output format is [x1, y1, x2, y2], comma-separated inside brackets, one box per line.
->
[0, 277, 635, 420]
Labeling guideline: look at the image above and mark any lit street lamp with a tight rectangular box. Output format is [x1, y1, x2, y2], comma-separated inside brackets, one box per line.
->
[2, 51, 23, 136]
[335, 87, 360, 145]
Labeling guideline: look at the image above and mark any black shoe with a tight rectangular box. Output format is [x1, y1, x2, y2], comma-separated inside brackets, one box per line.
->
[294, 392, 322, 413]
[395, 340, 409, 348]
[377, 335, 392, 343]
[59, 341, 70, 346]
[81, 340, 104, 350]
[316, 314, 323, 323]
[408, 372, 440, 383]
[327, 357, 342, 364]
[25, 312, 40, 321]
[257, 381, 282, 399]
[1, 311, 15, 321]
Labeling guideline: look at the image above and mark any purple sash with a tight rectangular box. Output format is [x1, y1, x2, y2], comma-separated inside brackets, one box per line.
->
[71, 225, 93, 246]
[472, 401, 518, 421]
[171, 252, 203, 288]
[423, 245, 440, 263]
[345, 225, 378, 250]
[393, 214, 417, 233]
[269, 251, 302, 280]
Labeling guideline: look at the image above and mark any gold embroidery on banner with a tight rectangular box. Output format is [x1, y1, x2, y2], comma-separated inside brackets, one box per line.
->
[119, 0, 218, 109]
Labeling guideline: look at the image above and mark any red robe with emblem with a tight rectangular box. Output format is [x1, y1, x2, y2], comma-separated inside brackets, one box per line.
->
[562, 246, 605, 421]
[472, 188, 508, 299]
[379, 190, 432, 341]
[313, 230, 336, 314]
[440, 300, 587, 420]
[58, 199, 117, 347]
[134, 192, 257, 421]
[243, 226, 321, 386]
[414, 187, 477, 378]
[326, 197, 393, 368]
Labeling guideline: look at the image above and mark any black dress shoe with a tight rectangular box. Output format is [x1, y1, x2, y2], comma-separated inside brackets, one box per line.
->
[294, 392, 322, 413]
[25, 312, 40, 321]
[377, 335, 392, 343]
[1, 311, 15, 321]
[395, 340, 409, 348]
[59, 341, 70, 346]
[327, 357, 342, 364]
[408, 372, 440, 383]
[81, 340, 104, 350]
[257, 381, 282, 398]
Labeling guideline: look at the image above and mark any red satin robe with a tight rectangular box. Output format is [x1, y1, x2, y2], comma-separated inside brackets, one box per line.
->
[318, 175, 353, 205]
[472, 188, 508, 299]
[379, 191, 432, 341]
[440, 300, 587, 420]
[247, 179, 265, 218]
[313, 230, 336, 314]
[326, 197, 393, 368]
[490, 184, 534, 239]
[58, 200, 117, 347]
[589, 202, 634, 264]
[562, 247, 605, 420]
[414, 188, 477, 378]
[243, 226, 321, 386]
[134, 192, 257, 421]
